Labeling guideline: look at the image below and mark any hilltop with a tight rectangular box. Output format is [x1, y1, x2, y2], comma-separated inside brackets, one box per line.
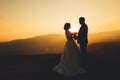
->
[0, 30, 120, 55]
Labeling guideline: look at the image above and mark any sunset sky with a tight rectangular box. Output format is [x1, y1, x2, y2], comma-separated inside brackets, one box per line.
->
[0, 0, 120, 42]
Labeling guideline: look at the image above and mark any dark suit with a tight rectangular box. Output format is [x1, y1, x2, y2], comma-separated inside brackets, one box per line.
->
[78, 23, 88, 44]
[78, 23, 88, 67]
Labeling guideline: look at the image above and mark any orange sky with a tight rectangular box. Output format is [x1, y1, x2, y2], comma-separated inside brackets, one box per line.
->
[0, 0, 120, 42]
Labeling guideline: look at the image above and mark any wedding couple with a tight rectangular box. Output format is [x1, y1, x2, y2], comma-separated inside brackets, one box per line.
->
[53, 17, 88, 76]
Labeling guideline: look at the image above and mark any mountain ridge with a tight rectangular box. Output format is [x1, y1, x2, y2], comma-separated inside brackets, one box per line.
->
[0, 30, 120, 55]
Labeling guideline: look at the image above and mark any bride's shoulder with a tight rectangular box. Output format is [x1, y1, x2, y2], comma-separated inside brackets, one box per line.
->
[65, 30, 71, 35]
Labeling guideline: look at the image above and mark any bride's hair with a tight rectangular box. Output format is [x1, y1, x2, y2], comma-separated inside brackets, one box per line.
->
[64, 23, 71, 30]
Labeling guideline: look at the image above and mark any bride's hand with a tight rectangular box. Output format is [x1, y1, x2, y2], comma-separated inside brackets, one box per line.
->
[72, 32, 78, 35]
[72, 32, 78, 39]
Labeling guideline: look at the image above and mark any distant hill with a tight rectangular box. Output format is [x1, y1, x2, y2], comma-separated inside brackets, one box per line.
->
[0, 30, 120, 55]
[88, 30, 120, 55]
[88, 30, 120, 44]
[0, 34, 66, 55]
[88, 42, 120, 56]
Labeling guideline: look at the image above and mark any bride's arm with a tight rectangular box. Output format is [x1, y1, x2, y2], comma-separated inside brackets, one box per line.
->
[69, 31, 77, 35]
[71, 32, 78, 38]
[71, 32, 77, 35]
[66, 31, 78, 39]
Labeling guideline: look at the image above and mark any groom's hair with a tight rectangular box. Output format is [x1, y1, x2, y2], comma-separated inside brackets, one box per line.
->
[79, 17, 85, 22]
[64, 23, 70, 30]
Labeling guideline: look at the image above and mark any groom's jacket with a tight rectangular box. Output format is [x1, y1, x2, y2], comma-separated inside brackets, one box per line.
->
[78, 23, 88, 44]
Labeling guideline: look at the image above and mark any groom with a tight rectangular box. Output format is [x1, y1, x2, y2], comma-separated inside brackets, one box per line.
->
[76, 17, 88, 69]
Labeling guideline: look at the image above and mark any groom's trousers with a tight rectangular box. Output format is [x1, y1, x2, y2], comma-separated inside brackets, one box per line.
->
[79, 43, 88, 69]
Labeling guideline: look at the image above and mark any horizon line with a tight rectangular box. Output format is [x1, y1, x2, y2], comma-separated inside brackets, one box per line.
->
[0, 29, 120, 43]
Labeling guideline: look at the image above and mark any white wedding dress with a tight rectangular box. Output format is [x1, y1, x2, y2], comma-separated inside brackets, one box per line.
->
[53, 30, 86, 76]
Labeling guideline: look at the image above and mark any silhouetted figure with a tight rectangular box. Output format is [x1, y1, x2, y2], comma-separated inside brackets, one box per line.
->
[77, 17, 88, 69]
[53, 23, 86, 76]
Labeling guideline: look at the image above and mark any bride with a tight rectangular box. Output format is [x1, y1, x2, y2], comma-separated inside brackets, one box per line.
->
[53, 23, 86, 76]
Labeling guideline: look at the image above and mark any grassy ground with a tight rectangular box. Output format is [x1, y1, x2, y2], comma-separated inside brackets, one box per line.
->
[0, 54, 120, 80]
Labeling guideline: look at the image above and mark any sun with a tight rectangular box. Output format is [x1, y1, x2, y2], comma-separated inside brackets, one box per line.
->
[70, 26, 78, 32]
